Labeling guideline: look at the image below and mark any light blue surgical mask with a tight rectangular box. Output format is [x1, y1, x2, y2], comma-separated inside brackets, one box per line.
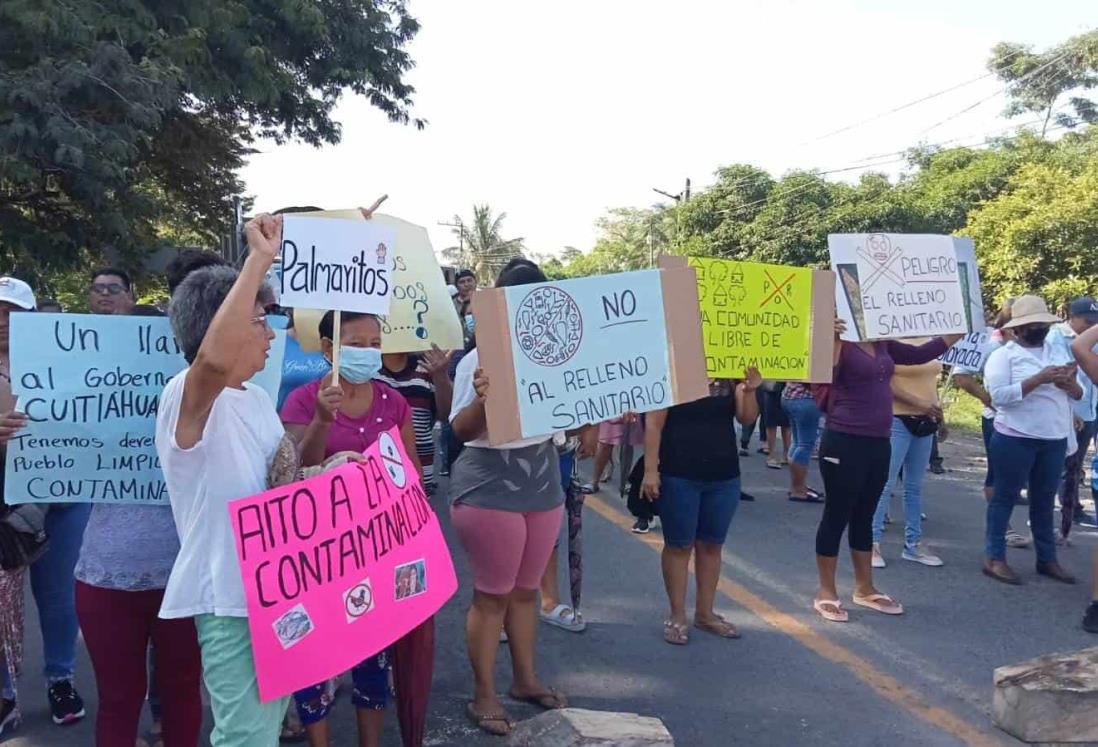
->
[333, 345, 382, 384]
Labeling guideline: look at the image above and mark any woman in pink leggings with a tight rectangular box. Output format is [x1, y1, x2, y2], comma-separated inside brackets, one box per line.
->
[449, 260, 568, 737]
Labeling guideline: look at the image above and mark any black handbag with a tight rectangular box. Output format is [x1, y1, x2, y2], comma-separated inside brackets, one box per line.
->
[898, 414, 939, 438]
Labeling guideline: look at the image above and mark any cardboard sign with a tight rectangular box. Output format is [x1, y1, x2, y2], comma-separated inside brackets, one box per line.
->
[279, 215, 396, 315]
[287, 210, 462, 354]
[474, 268, 708, 444]
[660, 256, 835, 382]
[939, 327, 993, 369]
[828, 233, 969, 341]
[4, 314, 286, 505]
[953, 237, 985, 333]
[228, 427, 457, 702]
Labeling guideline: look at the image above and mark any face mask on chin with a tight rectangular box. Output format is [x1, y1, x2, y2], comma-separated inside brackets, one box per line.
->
[328, 345, 382, 384]
[1017, 326, 1050, 346]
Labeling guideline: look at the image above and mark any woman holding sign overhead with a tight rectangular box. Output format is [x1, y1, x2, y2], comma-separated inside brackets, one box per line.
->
[448, 260, 570, 737]
[642, 372, 762, 645]
[812, 321, 960, 623]
[279, 309, 428, 747]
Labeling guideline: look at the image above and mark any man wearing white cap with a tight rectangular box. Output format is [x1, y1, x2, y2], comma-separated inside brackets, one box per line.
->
[1, 276, 34, 735]
[0, 276, 90, 729]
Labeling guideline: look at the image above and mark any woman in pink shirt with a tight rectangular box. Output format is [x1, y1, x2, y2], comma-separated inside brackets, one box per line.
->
[280, 310, 427, 747]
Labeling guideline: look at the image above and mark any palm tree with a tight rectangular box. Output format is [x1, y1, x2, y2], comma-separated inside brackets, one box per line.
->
[447, 204, 525, 281]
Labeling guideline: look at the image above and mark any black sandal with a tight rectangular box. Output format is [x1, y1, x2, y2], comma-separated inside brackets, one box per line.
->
[789, 492, 824, 503]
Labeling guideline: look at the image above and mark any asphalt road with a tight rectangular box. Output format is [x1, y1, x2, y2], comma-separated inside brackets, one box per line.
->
[7, 428, 1098, 746]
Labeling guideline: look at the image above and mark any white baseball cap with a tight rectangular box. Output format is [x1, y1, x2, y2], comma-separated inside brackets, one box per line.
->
[0, 277, 36, 310]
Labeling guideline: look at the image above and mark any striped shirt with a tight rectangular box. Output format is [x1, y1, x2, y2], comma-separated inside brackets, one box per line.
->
[376, 356, 438, 489]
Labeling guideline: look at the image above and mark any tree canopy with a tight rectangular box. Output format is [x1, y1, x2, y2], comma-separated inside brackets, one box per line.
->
[0, 0, 421, 287]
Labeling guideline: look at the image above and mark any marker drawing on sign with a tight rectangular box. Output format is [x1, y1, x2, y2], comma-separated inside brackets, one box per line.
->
[514, 286, 583, 367]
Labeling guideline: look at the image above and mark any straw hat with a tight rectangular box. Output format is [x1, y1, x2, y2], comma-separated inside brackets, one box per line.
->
[1001, 295, 1060, 328]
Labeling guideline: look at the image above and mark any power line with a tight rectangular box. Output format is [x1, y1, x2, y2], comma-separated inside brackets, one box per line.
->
[799, 45, 1030, 146]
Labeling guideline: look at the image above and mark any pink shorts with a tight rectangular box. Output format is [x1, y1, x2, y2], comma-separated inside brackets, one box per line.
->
[450, 503, 565, 595]
[598, 419, 644, 446]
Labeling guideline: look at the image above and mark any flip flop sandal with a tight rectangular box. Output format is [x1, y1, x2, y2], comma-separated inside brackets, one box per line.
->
[852, 592, 904, 615]
[813, 599, 848, 622]
[694, 615, 741, 639]
[509, 687, 567, 710]
[663, 620, 689, 645]
[539, 604, 587, 633]
[766, 460, 782, 470]
[805, 487, 824, 500]
[789, 492, 824, 503]
[466, 703, 512, 736]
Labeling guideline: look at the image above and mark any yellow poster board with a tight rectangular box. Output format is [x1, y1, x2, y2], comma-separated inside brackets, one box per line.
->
[289, 209, 463, 354]
[660, 256, 835, 382]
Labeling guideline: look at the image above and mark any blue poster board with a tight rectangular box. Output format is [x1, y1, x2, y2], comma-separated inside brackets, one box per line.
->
[5, 313, 286, 505]
[502, 270, 672, 439]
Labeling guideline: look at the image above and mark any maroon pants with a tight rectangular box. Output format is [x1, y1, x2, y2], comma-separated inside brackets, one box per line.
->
[75, 582, 202, 747]
[391, 616, 436, 747]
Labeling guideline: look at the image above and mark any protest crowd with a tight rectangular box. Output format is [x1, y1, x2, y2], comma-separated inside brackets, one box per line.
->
[3, 210, 1098, 747]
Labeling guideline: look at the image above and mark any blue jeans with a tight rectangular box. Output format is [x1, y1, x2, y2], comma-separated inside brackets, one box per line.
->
[781, 397, 820, 466]
[32, 503, 91, 681]
[981, 416, 995, 488]
[985, 431, 1066, 563]
[658, 475, 741, 547]
[872, 418, 934, 547]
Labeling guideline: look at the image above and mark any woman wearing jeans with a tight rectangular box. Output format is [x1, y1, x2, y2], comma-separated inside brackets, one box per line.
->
[983, 296, 1080, 585]
[643, 371, 761, 645]
[813, 320, 957, 623]
[870, 340, 945, 568]
[781, 383, 823, 502]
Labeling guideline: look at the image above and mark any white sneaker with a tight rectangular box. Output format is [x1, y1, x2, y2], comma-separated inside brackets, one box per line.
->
[902, 544, 943, 567]
[1005, 530, 1032, 549]
[871, 543, 886, 568]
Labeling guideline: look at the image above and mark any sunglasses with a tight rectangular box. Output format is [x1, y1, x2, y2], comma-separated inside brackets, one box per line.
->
[90, 283, 127, 296]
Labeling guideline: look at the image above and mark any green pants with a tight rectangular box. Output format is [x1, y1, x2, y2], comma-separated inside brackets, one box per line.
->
[195, 615, 289, 747]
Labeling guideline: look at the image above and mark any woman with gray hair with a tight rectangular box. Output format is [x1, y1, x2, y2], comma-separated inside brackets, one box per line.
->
[154, 214, 290, 746]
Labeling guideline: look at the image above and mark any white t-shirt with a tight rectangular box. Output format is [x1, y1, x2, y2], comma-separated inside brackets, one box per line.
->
[449, 348, 551, 449]
[985, 340, 1075, 442]
[156, 370, 285, 618]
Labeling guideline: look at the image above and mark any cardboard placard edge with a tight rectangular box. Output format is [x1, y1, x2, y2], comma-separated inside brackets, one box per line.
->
[470, 289, 524, 446]
[660, 266, 709, 403]
[808, 270, 837, 383]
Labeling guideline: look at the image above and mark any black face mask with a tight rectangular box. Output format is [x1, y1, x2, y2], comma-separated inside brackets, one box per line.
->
[1017, 326, 1050, 346]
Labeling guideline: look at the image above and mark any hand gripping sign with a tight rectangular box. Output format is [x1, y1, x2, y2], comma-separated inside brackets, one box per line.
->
[229, 427, 457, 701]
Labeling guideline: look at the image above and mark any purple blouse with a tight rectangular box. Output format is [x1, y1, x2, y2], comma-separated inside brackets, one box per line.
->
[826, 339, 948, 439]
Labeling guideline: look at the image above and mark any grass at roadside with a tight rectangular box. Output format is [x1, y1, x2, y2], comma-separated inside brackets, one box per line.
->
[943, 386, 983, 434]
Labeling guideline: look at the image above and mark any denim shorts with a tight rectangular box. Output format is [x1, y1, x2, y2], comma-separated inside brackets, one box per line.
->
[658, 475, 741, 547]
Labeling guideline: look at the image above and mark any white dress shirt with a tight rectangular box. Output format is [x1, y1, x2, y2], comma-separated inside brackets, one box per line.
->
[985, 339, 1075, 441]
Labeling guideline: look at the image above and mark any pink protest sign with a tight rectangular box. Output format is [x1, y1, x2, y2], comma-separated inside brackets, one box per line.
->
[229, 427, 458, 701]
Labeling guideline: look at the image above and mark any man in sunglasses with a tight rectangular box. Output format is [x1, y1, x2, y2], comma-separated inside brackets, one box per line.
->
[88, 267, 135, 315]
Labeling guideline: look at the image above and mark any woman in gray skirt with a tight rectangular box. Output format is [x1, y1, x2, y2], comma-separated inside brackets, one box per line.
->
[449, 261, 568, 736]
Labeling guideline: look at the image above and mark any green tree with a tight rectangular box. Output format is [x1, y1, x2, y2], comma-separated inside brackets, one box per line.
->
[446, 204, 525, 281]
[0, 0, 422, 285]
[989, 29, 1098, 135]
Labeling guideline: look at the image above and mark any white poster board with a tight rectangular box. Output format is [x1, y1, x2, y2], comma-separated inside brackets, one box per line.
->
[279, 215, 395, 314]
[828, 233, 968, 341]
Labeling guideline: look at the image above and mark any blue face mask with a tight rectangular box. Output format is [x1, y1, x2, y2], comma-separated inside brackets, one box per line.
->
[334, 345, 382, 384]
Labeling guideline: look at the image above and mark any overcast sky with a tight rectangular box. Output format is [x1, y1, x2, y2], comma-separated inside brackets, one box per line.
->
[241, 0, 1096, 261]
